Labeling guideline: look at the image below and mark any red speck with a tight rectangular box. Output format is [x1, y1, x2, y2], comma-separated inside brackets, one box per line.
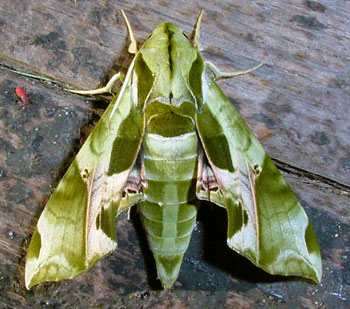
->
[14, 86, 30, 104]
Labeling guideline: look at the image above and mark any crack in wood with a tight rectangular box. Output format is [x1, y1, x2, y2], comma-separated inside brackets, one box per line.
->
[0, 62, 60, 84]
[272, 158, 350, 191]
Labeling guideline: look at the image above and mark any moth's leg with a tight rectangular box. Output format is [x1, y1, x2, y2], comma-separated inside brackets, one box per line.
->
[205, 60, 263, 81]
[65, 72, 123, 95]
[196, 150, 225, 208]
[194, 9, 204, 51]
[121, 10, 138, 54]
[65, 10, 136, 96]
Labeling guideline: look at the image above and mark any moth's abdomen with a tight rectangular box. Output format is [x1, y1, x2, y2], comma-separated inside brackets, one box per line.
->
[139, 201, 197, 288]
[139, 130, 198, 289]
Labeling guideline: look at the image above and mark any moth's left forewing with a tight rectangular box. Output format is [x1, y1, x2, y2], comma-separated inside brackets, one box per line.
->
[25, 77, 147, 288]
[195, 68, 322, 283]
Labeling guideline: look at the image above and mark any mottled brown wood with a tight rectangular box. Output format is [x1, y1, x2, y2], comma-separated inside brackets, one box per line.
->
[0, 0, 349, 307]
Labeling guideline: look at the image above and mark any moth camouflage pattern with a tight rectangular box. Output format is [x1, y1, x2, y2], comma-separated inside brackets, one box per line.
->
[25, 10, 322, 290]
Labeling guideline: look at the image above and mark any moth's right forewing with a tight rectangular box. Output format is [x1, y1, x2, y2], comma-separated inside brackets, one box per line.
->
[195, 75, 322, 283]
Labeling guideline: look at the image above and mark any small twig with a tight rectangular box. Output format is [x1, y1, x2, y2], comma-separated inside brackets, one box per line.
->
[0, 63, 60, 84]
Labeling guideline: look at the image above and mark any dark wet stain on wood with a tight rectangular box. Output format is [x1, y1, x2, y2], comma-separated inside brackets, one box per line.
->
[304, 1, 327, 13]
[310, 131, 330, 146]
[250, 113, 276, 129]
[291, 15, 327, 30]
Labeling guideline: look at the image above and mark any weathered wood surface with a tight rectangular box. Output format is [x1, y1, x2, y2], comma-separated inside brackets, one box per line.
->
[0, 0, 349, 307]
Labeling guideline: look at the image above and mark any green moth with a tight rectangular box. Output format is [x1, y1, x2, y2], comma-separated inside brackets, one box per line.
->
[25, 10, 322, 290]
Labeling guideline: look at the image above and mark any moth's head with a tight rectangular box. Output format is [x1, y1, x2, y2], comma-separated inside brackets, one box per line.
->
[151, 22, 188, 41]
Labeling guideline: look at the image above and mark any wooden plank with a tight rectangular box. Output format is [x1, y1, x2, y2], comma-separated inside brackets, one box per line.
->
[0, 0, 349, 307]
[0, 0, 349, 186]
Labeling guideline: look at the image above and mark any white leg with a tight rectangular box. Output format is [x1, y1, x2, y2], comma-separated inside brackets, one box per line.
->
[205, 61, 263, 80]
[65, 72, 123, 95]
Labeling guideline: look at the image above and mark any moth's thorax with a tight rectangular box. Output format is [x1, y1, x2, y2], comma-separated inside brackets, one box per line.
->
[137, 22, 200, 102]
